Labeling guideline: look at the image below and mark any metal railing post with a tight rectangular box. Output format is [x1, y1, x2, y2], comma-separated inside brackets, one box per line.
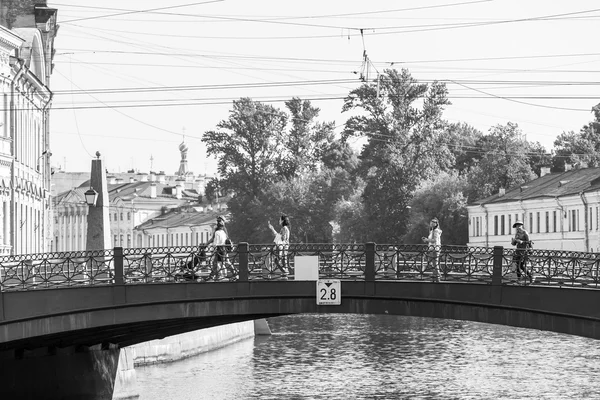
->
[492, 246, 503, 286]
[114, 247, 124, 285]
[365, 242, 376, 282]
[238, 242, 249, 282]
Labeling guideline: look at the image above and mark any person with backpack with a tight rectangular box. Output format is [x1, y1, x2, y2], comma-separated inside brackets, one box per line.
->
[268, 215, 291, 276]
[208, 216, 233, 279]
[511, 220, 534, 284]
[422, 217, 443, 282]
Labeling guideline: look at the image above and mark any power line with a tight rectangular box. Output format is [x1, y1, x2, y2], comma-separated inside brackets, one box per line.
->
[58, 1, 224, 24]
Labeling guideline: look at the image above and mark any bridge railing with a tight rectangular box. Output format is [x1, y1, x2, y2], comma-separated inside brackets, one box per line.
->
[1, 243, 600, 291]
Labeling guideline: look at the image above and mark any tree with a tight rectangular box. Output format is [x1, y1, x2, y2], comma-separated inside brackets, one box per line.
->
[202, 97, 288, 199]
[279, 98, 336, 178]
[446, 122, 484, 173]
[552, 104, 600, 172]
[203, 97, 342, 242]
[404, 172, 469, 245]
[341, 68, 453, 242]
[464, 122, 536, 202]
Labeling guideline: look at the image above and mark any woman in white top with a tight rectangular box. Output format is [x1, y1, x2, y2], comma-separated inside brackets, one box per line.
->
[422, 217, 443, 282]
[209, 217, 230, 279]
[268, 215, 291, 275]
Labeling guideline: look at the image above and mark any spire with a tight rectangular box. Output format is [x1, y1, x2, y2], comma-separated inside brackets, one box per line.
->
[177, 127, 189, 177]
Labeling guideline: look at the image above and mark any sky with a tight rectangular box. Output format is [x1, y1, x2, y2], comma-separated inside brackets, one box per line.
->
[46, 0, 599, 175]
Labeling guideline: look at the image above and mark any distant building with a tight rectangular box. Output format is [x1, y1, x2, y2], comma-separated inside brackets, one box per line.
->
[51, 139, 216, 197]
[0, 2, 58, 255]
[467, 167, 600, 252]
[134, 207, 226, 248]
[52, 174, 228, 252]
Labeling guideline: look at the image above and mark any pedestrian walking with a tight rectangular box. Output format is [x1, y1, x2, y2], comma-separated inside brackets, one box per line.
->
[422, 217, 443, 282]
[511, 220, 533, 284]
[268, 215, 291, 276]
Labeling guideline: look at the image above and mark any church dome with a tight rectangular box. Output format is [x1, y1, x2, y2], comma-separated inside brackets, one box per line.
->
[179, 141, 188, 152]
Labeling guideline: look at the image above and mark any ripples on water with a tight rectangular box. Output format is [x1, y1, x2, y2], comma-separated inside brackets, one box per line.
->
[136, 315, 600, 399]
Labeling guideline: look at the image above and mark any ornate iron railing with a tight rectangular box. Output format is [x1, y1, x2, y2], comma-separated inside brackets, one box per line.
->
[1, 243, 600, 291]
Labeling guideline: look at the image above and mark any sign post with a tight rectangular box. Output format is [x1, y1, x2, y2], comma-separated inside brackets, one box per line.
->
[316, 279, 341, 305]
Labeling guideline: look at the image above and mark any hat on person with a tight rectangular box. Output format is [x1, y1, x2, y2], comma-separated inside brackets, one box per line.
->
[512, 220, 524, 228]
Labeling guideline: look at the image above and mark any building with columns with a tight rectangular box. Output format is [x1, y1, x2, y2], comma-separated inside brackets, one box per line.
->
[467, 167, 600, 252]
[0, 2, 58, 255]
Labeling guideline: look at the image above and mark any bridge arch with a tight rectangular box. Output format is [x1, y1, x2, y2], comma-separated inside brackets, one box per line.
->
[2, 281, 600, 352]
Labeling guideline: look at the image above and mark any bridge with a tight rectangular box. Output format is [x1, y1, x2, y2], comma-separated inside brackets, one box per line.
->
[1, 243, 600, 399]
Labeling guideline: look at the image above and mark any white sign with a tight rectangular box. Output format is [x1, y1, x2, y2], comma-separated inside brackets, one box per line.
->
[316, 279, 341, 305]
[294, 256, 319, 281]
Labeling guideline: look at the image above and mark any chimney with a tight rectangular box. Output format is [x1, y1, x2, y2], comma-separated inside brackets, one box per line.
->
[540, 167, 551, 177]
[149, 172, 156, 182]
[565, 163, 572, 172]
[158, 172, 166, 184]
[129, 177, 135, 183]
[150, 183, 157, 199]
[108, 176, 116, 184]
[498, 188, 505, 197]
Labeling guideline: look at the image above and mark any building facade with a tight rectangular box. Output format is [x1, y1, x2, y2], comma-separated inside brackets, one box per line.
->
[0, 2, 57, 255]
[52, 176, 228, 252]
[467, 167, 600, 252]
[134, 208, 222, 249]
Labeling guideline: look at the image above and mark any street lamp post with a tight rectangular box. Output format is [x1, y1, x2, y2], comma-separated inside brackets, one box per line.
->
[85, 152, 111, 251]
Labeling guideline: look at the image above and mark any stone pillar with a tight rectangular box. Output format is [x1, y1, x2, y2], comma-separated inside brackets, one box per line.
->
[0, 345, 121, 400]
[86, 155, 111, 251]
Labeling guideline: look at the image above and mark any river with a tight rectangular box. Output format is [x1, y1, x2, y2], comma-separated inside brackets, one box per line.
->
[136, 314, 600, 399]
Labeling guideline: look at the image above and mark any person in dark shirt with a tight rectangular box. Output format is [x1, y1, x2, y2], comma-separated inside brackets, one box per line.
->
[511, 220, 533, 283]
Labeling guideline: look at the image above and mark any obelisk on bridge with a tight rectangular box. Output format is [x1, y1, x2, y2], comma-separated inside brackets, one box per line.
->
[86, 152, 111, 251]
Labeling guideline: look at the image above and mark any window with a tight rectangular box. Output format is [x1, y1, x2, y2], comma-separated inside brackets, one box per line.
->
[501, 215, 505, 235]
[120, 234, 124, 246]
[494, 215, 498, 235]
[545, 212, 549, 233]
[120, 213, 123, 221]
[553, 211, 557, 232]
[571, 210, 577, 231]
[127, 234, 131, 247]
[127, 212, 131, 221]
[536, 212, 540, 233]
[114, 235, 118, 246]
[508, 215, 512, 233]
[529, 213, 533, 231]
[590, 207, 593, 231]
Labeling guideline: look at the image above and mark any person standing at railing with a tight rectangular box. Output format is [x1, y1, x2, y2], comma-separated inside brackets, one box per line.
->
[422, 217, 443, 282]
[511, 220, 533, 284]
[208, 217, 232, 279]
[268, 215, 291, 276]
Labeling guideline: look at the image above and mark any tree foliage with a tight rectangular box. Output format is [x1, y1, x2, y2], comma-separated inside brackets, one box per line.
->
[464, 122, 537, 202]
[203, 97, 342, 242]
[202, 97, 288, 199]
[404, 172, 469, 245]
[341, 68, 453, 242]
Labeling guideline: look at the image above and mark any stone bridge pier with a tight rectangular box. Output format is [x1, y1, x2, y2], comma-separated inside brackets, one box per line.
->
[0, 345, 130, 400]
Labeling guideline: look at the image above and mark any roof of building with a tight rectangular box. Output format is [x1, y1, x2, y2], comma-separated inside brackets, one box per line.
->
[470, 167, 600, 206]
[135, 209, 227, 230]
[53, 180, 201, 207]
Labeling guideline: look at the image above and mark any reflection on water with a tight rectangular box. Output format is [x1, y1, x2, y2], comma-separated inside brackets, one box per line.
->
[137, 315, 600, 399]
